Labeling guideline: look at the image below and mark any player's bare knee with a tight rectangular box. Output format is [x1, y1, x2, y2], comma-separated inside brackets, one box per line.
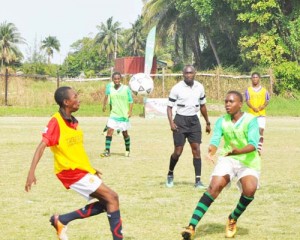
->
[110, 191, 119, 204]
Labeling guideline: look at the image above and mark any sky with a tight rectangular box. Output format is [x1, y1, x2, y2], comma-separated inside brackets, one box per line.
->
[0, 0, 144, 64]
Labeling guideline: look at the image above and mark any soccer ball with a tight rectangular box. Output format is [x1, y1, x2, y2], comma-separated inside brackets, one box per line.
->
[129, 73, 154, 96]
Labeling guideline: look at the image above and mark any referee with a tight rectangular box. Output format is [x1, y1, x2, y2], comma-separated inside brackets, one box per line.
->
[166, 65, 211, 189]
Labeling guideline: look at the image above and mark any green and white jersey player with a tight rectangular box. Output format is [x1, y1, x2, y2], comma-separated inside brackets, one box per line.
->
[101, 72, 133, 157]
[181, 90, 261, 240]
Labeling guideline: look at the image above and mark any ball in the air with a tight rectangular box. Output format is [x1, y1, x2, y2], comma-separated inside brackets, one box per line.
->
[129, 73, 154, 96]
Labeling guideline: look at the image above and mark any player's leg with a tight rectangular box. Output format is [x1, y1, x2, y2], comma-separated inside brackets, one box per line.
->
[257, 117, 266, 155]
[50, 173, 106, 240]
[51, 200, 107, 225]
[91, 183, 123, 240]
[190, 142, 205, 188]
[166, 134, 184, 188]
[122, 130, 130, 157]
[182, 175, 229, 240]
[226, 172, 258, 238]
[101, 128, 113, 157]
[102, 124, 108, 134]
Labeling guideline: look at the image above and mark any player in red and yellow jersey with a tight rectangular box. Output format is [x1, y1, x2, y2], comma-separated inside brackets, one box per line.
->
[245, 72, 270, 155]
[25, 86, 123, 240]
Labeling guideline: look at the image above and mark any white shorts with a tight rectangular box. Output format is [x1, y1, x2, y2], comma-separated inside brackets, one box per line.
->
[211, 157, 260, 192]
[70, 173, 102, 201]
[257, 116, 266, 129]
[107, 118, 131, 131]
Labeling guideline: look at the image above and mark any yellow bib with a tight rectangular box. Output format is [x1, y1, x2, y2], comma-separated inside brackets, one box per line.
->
[247, 87, 267, 116]
[50, 112, 96, 174]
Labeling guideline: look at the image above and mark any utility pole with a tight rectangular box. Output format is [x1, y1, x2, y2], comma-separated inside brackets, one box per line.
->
[114, 32, 118, 60]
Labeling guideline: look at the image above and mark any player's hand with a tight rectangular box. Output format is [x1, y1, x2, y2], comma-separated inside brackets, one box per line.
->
[206, 153, 215, 164]
[170, 122, 178, 132]
[225, 143, 239, 156]
[25, 174, 36, 192]
[207, 145, 217, 164]
[128, 110, 132, 118]
[253, 107, 259, 112]
[205, 125, 211, 134]
[95, 169, 103, 179]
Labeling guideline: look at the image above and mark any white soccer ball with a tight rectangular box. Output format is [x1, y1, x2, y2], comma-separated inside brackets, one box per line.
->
[129, 73, 154, 96]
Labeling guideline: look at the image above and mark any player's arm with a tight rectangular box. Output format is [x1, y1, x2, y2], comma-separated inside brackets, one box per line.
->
[258, 91, 270, 111]
[167, 106, 177, 131]
[127, 88, 133, 117]
[227, 118, 259, 155]
[227, 144, 256, 156]
[207, 117, 223, 162]
[103, 83, 111, 112]
[102, 95, 108, 112]
[200, 104, 211, 134]
[245, 89, 259, 112]
[25, 141, 47, 192]
[167, 88, 177, 131]
[128, 103, 133, 118]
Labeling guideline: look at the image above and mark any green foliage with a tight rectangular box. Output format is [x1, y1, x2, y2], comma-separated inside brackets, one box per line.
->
[0, 21, 25, 67]
[273, 61, 300, 94]
[239, 31, 287, 66]
[95, 17, 122, 64]
[40, 35, 60, 64]
[61, 37, 107, 78]
[282, 16, 300, 62]
[124, 15, 146, 56]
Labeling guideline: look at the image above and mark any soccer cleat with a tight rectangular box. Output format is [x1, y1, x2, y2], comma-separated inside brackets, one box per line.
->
[181, 226, 195, 240]
[166, 175, 174, 188]
[125, 151, 130, 157]
[225, 218, 237, 238]
[100, 150, 110, 157]
[50, 215, 68, 240]
[194, 180, 207, 190]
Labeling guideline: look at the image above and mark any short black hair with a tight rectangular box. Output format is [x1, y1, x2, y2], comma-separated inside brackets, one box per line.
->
[183, 64, 196, 73]
[227, 90, 243, 102]
[54, 86, 72, 107]
[251, 72, 261, 78]
[112, 72, 122, 79]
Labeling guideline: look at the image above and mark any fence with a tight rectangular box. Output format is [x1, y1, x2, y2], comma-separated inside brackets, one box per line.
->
[0, 72, 272, 106]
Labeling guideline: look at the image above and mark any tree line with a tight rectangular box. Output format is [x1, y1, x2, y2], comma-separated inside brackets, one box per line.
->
[1, 0, 300, 95]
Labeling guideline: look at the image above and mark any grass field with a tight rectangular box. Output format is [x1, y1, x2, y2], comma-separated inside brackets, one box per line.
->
[0, 116, 300, 240]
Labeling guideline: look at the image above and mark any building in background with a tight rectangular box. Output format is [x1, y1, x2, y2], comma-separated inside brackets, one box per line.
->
[114, 56, 157, 75]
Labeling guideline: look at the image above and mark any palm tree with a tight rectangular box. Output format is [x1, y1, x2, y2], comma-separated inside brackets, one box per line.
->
[0, 21, 25, 105]
[40, 36, 60, 64]
[143, 0, 226, 68]
[94, 17, 122, 63]
[142, 0, 203, 66]
[0, 21, 25, 68]
[126, 16, 145, 56]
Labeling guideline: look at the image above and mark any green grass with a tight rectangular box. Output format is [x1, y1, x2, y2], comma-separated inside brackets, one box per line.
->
[1, 95, 299, 117]
[1, 116, 299, 239]
[1, 76, 299, 117]
[0, 103, 145, 117]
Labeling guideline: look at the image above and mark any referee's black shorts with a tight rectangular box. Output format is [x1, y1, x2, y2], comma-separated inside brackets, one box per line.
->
[173, 114, 202, 146]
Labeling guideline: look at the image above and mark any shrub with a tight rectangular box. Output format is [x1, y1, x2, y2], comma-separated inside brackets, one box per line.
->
[273, 61, 300, 95]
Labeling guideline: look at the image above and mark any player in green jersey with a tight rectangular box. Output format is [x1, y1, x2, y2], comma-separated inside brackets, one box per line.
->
[101, 72, 133, 157]
[181, 90, 261, 239]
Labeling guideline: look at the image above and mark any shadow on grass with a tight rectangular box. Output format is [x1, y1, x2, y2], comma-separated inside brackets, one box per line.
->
[159, 180, 208, 187]
[195, 222, 249, 238]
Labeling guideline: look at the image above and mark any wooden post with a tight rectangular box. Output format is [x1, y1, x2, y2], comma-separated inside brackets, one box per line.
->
[56, 69, 60, 88]
[268, 68, 274, 95]
[5, 67, 8, 106]
[216, 67, 220, 100]
[162, 67, 165, 98]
